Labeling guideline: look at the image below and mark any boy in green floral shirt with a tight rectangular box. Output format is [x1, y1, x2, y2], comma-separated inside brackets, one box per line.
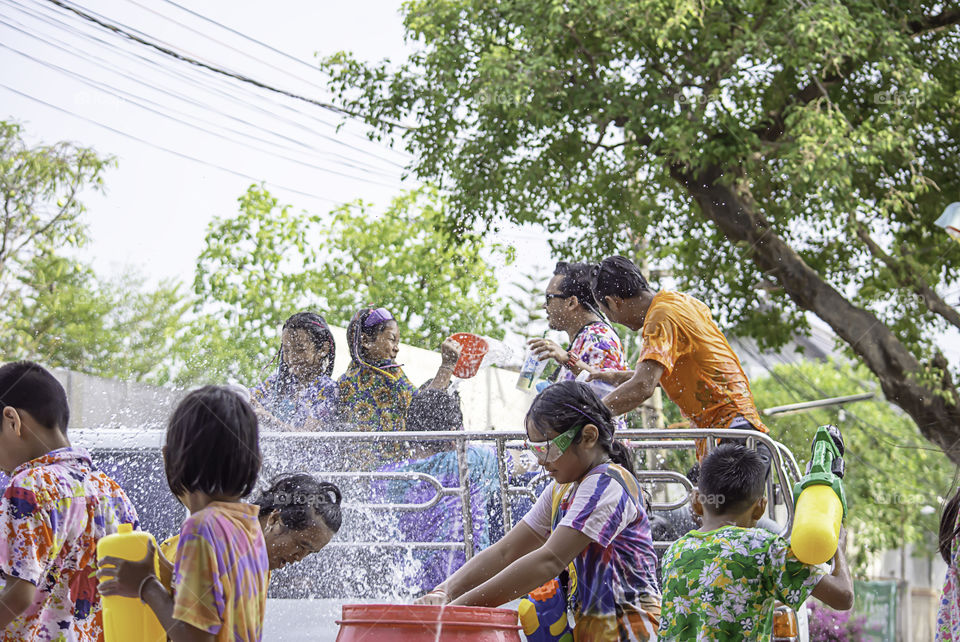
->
[659, 444, 854, 641]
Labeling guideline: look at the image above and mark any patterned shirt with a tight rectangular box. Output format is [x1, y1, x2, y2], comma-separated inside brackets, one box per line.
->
[171, 502, 269, 641]
[560, 321, 628, 429]
[336, 361, 418, 466]
[250, 373, 337, 430]
[937, 508, 960, 640]
[523, 463, 661, 639]
[0, 447, 139, 642]
[659, 526, 827, 641]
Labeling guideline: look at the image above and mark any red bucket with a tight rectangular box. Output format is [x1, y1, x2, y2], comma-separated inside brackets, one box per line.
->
[336, 603, 521, 641]
[449, 333, 489, 379]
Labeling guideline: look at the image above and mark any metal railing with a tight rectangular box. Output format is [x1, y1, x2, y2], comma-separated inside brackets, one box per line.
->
[72, 427, 800, 560]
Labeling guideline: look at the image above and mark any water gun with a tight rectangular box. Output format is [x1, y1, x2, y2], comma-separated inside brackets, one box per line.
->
[789, 425, 847, 565]
[518, 578, 574, 642]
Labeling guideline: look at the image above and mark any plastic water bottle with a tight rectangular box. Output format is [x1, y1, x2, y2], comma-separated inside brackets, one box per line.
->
[516, 345, 547, 391]
[97, 523, 166, 642]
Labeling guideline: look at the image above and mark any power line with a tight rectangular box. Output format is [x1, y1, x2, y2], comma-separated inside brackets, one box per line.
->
[0, 82, 342, 205]
[42, 0, 411, 131]
[9, 0, 411, 169]
[0, 28, 404, 189]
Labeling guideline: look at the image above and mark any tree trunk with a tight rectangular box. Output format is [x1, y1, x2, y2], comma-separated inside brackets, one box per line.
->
[670, 162, 960, 463]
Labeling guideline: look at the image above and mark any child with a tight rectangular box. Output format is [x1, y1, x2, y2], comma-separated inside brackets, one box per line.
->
[417, 381, 662, 641]
[936, 479, 960, 640]
[0, 361, 139, 641]
[98, 386, 269, 642]
[250, 312, 339, 431]
[658, 444, 854, 641]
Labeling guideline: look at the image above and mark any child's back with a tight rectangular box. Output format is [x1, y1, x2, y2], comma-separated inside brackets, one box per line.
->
[171, 500, 269, 641]
[659, 525, 825, 640]
[0, 446, 138, 641]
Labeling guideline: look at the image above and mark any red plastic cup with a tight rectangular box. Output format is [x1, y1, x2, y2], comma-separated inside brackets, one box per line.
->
[448, 333, 489, 379]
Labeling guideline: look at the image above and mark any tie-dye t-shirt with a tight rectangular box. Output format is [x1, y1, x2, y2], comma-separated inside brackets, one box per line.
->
[0, 447, 139, 642]
[171, 502, 269, 641]
[659, 527, 827, 641]
[523, 463, 661, 640]
[250, 373, 338, 430]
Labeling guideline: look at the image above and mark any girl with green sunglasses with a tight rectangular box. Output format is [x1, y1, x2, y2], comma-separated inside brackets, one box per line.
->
[417, 381, 662, 640]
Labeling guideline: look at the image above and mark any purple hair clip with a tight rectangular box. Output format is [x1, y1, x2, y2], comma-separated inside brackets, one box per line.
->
[363, 307, 394, 327]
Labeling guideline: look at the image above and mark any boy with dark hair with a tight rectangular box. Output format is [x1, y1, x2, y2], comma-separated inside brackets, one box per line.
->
[0, 361, 139, 641]
[658, 444, 854, 640]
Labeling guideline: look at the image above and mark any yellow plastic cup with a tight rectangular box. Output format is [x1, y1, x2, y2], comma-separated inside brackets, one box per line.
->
[97, 523, 166, 642]
[790, 484, 843, 565]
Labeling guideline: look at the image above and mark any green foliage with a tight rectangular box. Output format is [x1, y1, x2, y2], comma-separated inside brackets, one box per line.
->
[319, 0, 960, 444]
[0, 120, 188, 384]
[184, 183, 512, 385]
[750, 359, 953, 568]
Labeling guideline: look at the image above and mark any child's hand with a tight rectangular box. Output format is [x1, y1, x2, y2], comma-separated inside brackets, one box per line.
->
[415, 587, 450, 605]
[97, 539, 158, 599]
[440, 338, 462, 368]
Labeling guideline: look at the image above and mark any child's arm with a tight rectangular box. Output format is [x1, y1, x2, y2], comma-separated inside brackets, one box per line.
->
[0, 576, 36, 630]
[98, 542, 215, 642]
[417, 521, 545, 604]
[810, 528, 855, 610]
[451, 525, 592, 608]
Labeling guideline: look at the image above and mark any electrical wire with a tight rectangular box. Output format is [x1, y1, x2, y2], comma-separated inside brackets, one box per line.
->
[0, 82, 342, 205]
[9, 0, 411, 170]
[42, 0, 411, 131]
[0, 24, 405, 187]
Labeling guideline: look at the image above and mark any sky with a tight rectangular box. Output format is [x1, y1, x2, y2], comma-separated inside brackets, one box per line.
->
[0, 0, 552, 291]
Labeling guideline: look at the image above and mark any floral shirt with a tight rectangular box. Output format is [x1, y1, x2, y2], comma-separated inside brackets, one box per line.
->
[523, 464, 661, 640]
[336, 361, 418, 466]
[659, 526, 827, 641]
[0, 447, 139, 642]
[171, 502, 269, 641]
[250, 373, 337, 430]
[937, 508, 960, 640]
[560, 321, 628, 429]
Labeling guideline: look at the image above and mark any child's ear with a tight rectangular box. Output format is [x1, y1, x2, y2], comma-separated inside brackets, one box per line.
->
[264, 511, 283, 532]
[581, 424, 599, 448]
[2, 407, 23, 437]
[690, 489, 705, 517]
[751, 496, 768, 520]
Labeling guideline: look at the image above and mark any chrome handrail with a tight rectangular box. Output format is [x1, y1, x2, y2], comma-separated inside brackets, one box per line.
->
[70, 427, 800, 557]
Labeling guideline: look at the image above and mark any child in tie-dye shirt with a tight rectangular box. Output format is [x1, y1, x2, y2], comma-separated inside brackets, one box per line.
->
[0, 361, 139, 642]
[99, 386, 269, 642]
[417, 381, 661, 641]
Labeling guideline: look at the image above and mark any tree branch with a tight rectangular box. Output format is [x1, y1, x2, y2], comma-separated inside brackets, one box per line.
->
[855, 225, 960, 332]
[908, 7, 960, 38]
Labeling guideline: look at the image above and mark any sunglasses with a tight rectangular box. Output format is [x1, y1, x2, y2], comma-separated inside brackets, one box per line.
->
[363, 307, 394, 327]
[544, 293, 570, 304]
[526, 425, 583, 464]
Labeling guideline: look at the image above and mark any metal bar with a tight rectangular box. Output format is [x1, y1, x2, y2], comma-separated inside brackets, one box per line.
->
[495, 439, 513, 532]
[763, 392, 874, 416]
[326, 541, 465, 551]
[456, 439, 475, 559]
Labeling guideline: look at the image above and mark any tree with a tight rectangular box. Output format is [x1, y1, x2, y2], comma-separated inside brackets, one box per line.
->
[320, 2, 960, 458]
[185, 184, 512, 385]
[1, 121, 188, 383]
[749, 359, 952, 569]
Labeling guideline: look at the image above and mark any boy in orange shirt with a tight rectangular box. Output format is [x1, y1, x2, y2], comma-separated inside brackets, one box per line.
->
[589, 256, 768, 459]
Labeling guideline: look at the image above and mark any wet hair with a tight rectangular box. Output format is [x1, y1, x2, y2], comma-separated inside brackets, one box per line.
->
[254, 473, 342, 533]
[276, 312, 336, 389]
[346, 307, 394, 365]
[553, 261, 602, 316]
[165, 386, 261, 499]
[698, 444, 769, 514]
[591, 255, 652, 302]
[406, 387, 463, 432]
[525, 381, 635, 477]
[0, 361, 69, 433]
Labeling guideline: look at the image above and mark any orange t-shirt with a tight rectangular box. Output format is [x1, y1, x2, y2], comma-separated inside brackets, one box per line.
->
[639, 291, 767, 441]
